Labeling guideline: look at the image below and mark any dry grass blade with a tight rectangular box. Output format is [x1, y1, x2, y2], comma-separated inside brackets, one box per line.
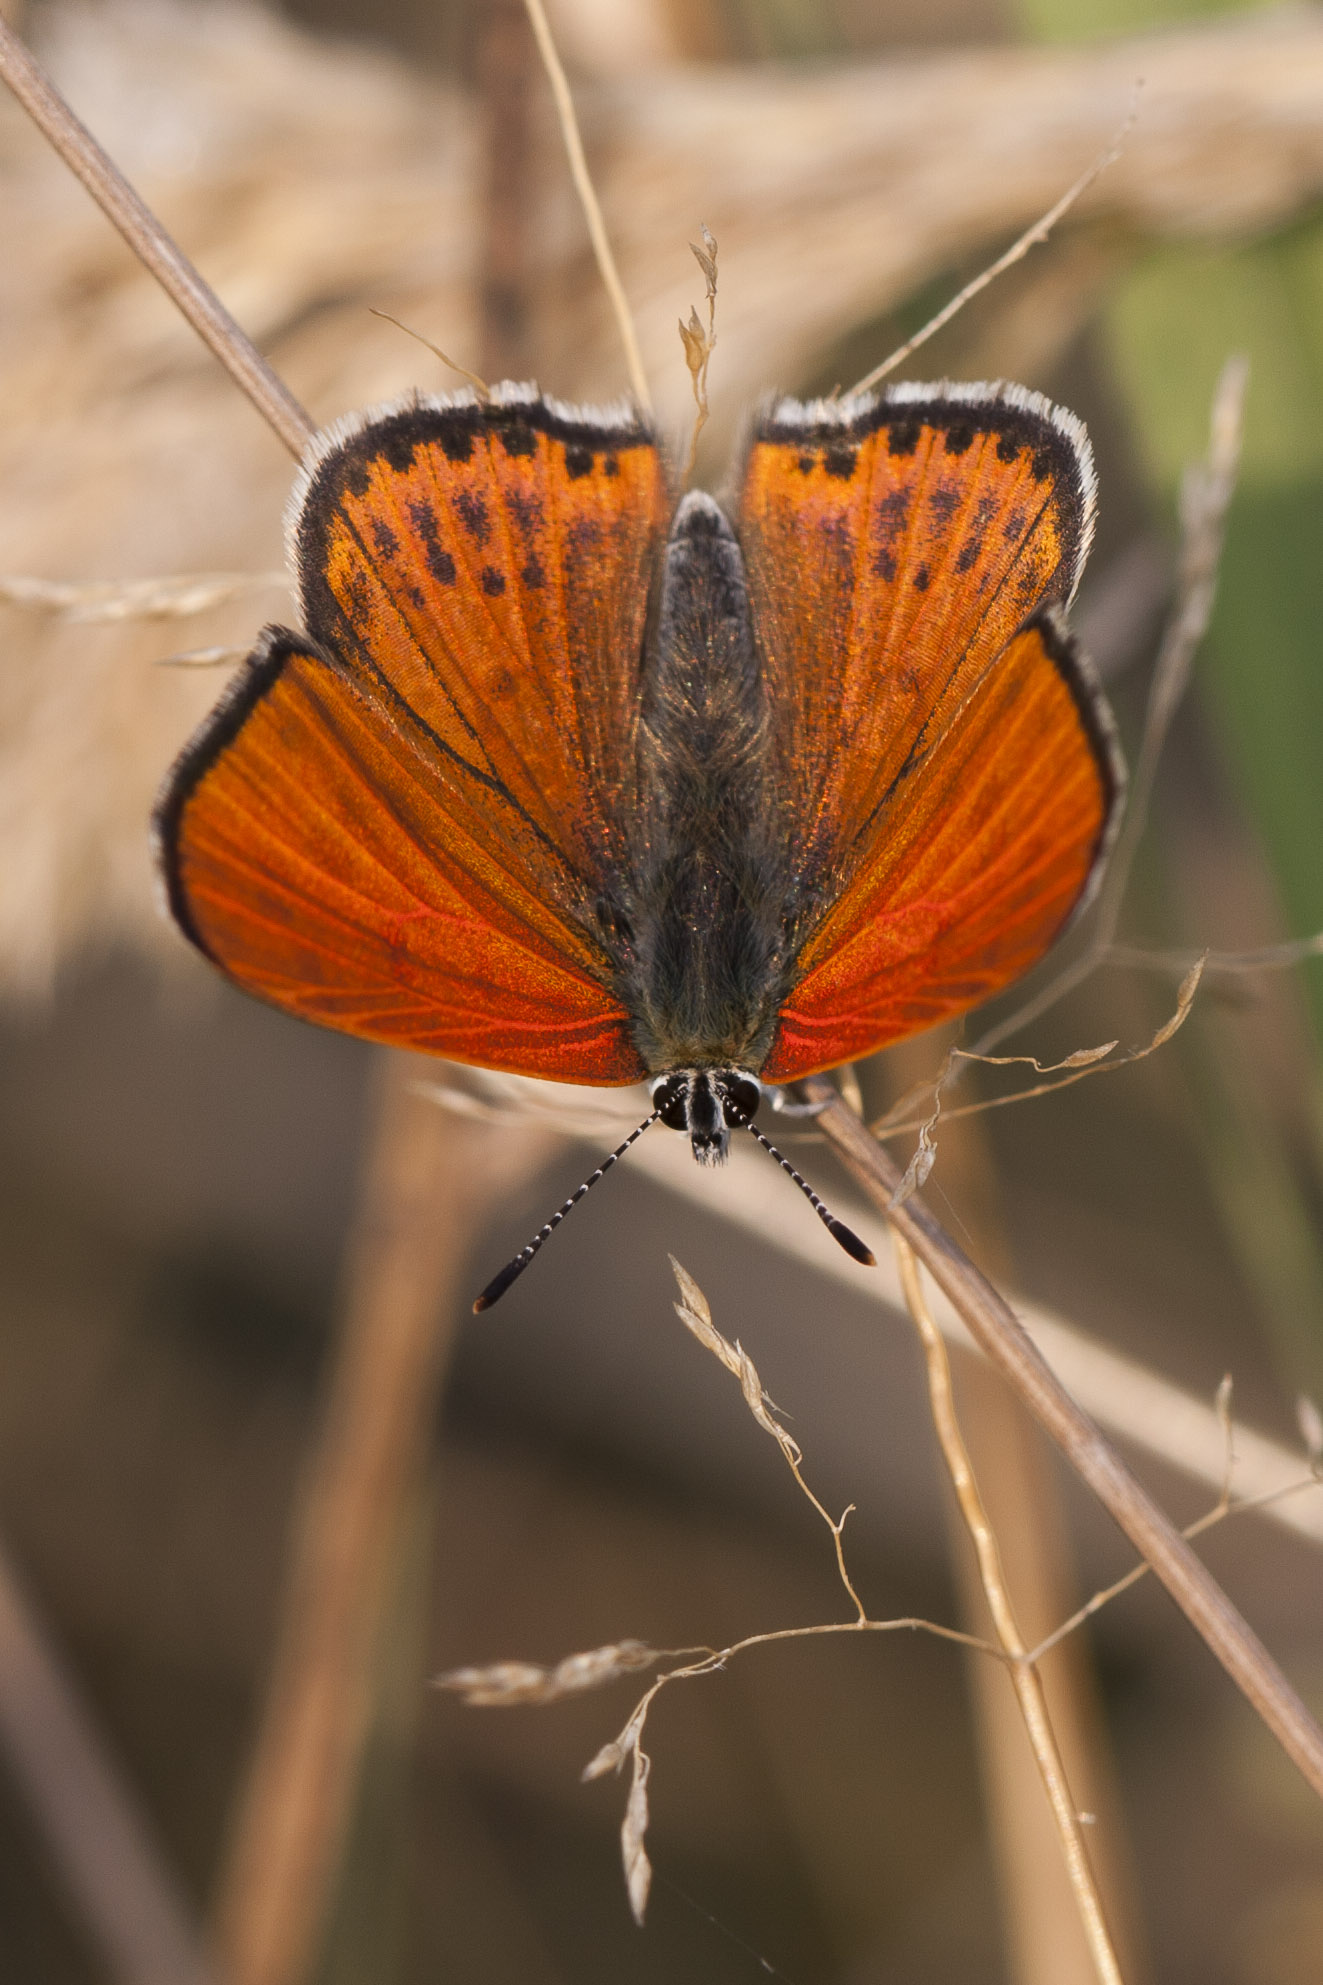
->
[849, 94, 1138, 397]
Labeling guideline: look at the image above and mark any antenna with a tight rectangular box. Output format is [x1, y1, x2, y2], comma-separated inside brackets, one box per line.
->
[473, 1109, 662, 1311]
[741, 1121, 876, 1268]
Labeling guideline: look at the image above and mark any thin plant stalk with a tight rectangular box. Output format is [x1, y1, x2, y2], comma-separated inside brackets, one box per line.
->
[0, 17, 312, 458]
[848, 102, 1136, 398]
[894, 1234, 1124, 1985]
[521, 0, 652, 410]
[804, 1075, 1323, 1802]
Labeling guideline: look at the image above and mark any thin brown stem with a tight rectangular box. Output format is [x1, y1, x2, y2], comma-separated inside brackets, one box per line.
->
[849, 100, 1135, 398]
[804, 1075, 1323, 1803]
[0, 17, 312, 458]
[1031, 1471, 1323, 1666]
[521, 0, 651, 410]
[894, 1235, 1124, 1985]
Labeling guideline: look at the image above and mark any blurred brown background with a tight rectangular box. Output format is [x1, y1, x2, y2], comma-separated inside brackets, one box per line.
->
[3, 0, 1323, 1981]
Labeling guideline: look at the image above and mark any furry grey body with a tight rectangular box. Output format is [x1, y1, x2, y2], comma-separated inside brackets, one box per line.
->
[613, 492, 794, 1085]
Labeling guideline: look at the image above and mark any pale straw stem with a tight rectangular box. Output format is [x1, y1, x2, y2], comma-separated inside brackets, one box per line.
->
[521, 0, 652, 411]
[893, 1232, 1124, 1985]
[0, 17, 312, 458]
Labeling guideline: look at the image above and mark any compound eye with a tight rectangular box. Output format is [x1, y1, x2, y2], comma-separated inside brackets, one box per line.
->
[650, 1075, 690, 1133]
[724, 1074, 762, 1123]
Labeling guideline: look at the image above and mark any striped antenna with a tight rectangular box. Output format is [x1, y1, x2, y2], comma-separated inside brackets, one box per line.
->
[741, 1120, 875, 1268]
[473, 1109, 662, 1311]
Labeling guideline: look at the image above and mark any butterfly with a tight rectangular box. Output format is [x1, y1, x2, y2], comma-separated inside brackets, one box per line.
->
[153, 378, 1123, 1305]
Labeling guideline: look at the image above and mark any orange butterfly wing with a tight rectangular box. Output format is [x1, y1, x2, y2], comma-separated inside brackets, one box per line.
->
[155, 390, 669, 1082]
[737, 384, 1122, 1083]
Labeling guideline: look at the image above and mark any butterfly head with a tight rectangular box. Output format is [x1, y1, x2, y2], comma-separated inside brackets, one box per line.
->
[649, 1068, 762, 1166]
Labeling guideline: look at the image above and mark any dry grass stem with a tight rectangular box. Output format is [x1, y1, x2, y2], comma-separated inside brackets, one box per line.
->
[367, 307, 491, 401]
[0, 15, 312, 455]
[977, 357, 1246, 1054]
[850, 95, 1138, 397]
[893, 1233, 1124, 1985]
[879, 961, 1204, 1186]
[1032, 1463, 1323, 1667]
[1029, 1373, 1323, 1665]
[804, 1075, 1323, 1799]
[520, 0, 650, 409]
[0, 571, 287, 621]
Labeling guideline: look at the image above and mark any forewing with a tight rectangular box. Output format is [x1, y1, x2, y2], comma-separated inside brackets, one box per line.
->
[155, 390, 669, 1082]
[736, 382, 1119, 1079]
[740, 381, 1096, 889]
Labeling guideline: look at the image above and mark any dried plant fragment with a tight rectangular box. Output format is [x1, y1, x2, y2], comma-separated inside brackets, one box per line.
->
[434, 1639, 659, 1706]
[879, 958, 1205, 1177]
[679, 224, 718, 483]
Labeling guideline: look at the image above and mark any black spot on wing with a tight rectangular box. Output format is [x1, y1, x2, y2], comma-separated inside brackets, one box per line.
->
[506, 490, 543, 535]
[875, 488, 910, 536]
[927, 486, 959, 527]
[370, 518, 399, 558]
[406, 500, 457, 585]
[481, 566, 507, 597]
[455, 490, 490, 544]
[824, 444, 857, 479]
[521, 557, 545, 589]
[565, 445, 594, 480]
